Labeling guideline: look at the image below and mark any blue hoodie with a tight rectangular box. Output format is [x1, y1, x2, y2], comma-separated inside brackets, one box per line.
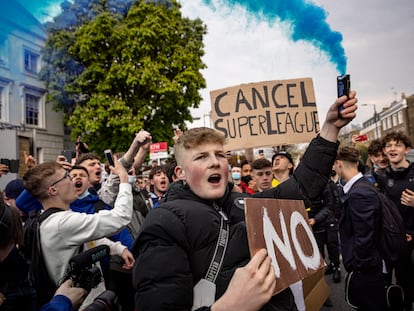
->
[40, 295, 72, 311]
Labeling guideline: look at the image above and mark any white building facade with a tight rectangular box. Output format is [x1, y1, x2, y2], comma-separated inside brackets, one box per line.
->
[0, 2, 64, 189]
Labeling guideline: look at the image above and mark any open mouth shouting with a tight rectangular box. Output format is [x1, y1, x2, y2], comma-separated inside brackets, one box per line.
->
[208, 174, 221, 184]
[75, 180, 83, 189]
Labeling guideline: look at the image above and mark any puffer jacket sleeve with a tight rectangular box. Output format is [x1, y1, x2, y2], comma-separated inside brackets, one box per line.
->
[293, 136, 339, 200]
[132, 207, 198, 311]
[256, 135, 339, 201]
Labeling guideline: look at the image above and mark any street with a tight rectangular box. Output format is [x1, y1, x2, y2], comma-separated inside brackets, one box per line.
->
[321, 263, 354, 311]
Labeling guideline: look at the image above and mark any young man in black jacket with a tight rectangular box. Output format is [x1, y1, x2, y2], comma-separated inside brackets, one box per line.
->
[335, 146, 387, 311]
[132, 92, 358, 311]
[378, 131, 414, 311]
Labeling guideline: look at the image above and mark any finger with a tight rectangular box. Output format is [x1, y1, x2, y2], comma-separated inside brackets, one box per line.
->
[263, 259, 276, 287]
[248, 249, 268, 270]
[256, 255, 273, 279]
[57, 155, 67, 162]
[64, 278, 73, 287]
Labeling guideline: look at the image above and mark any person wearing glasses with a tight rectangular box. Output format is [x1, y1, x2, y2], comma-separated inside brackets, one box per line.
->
[22, 157, 133, 307]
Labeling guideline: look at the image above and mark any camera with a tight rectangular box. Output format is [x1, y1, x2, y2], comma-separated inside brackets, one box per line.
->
[83, 290, 120, 311]
[66, 245, 110, 292]
[0, 158, 19, 173]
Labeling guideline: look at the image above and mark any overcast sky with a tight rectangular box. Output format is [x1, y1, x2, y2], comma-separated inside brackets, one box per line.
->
[16, 0, 414, 129]
[179, 0, 414, 128]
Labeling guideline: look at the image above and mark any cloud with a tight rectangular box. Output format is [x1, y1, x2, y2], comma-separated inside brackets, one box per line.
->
[10, 0, 414, 128]
[181, 0, 414, 128]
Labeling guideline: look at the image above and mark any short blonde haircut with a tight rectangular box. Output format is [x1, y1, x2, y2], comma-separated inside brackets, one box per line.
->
[174, 127, 226, 165]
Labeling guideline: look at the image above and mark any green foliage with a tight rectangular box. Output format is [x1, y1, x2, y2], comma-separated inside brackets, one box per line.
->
[41, 0, 207, 155]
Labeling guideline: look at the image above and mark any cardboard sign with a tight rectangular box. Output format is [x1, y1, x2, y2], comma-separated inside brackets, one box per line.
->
[302, 269, 330, 311]
[210, 78, 319, 151]
[244, 198, 325, 294]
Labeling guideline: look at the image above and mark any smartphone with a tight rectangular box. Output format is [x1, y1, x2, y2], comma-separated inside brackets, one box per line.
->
[104, 149, 114, 166]
[61, 150, 73, 163]
[9, 159, 19, 173]
[337, 74, 350, 113]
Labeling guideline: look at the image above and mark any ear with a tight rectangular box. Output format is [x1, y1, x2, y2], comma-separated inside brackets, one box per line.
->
[175, 165, 186, 181]
[48, 186, 58, 197]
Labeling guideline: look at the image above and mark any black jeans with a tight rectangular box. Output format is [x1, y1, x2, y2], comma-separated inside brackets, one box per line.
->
[346, 270, 387, 311]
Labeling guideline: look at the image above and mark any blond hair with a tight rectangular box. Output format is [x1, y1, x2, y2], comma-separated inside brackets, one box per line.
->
[174, 127, 226, 165]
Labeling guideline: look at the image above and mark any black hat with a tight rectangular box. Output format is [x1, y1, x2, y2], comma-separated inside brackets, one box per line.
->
[5, 179, 24, 199]
[273, 151, 294, 166]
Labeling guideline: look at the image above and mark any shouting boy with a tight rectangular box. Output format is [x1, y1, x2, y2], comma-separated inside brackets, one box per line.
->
[132, 92, 358, 310]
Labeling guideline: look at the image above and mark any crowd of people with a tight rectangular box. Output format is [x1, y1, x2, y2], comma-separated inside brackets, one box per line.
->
[0, 90, 412, 311]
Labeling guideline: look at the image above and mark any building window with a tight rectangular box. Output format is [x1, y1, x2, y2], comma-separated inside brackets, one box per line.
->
[25, 94, 40, 125]
[0, 86, 3, 120]
[24, 50, 39, 75]
[393, 113, 398, 127]
[0, 81, 10, 122]
[0, 35, 8, 66]
[382, 119, 387, 130]
[398, 111, 403, 124]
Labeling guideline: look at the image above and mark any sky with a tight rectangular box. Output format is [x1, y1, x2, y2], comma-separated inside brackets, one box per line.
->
[12, 0, 414, 128]
[179, 0, 414, 128]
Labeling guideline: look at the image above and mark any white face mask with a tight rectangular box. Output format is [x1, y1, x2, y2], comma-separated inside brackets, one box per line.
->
[128, 175, 137, 185]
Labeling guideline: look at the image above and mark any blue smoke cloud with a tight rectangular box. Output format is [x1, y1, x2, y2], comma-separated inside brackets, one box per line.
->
[15, 0, 60, 21]
[202, 0, 347, 74]
[12, 0, 347, 73]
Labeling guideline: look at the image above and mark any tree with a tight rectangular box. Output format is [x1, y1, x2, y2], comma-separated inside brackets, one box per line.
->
[40, 0, 206, 154]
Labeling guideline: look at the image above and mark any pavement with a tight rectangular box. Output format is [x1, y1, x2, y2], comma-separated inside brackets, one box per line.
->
[320, 263, 354, 311]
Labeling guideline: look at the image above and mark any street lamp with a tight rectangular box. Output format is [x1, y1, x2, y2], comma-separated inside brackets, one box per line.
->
[362, 103, 379, 139]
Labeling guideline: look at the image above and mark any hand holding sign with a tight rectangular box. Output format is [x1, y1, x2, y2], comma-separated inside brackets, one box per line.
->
[211, 249, 276, 311]
[244, 198, 325, 294]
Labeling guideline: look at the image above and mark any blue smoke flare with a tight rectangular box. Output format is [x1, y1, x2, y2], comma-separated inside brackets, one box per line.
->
[202, 0, 347, 74]
[12, 0, 347, 73]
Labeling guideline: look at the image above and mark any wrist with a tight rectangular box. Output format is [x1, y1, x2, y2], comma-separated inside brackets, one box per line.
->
[211, 296, 234, 311]
[319, 123, 339, 143]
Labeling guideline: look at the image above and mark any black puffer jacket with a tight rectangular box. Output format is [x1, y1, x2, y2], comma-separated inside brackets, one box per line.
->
[376, 163, 414, 234]
[132, 136, 339, 311]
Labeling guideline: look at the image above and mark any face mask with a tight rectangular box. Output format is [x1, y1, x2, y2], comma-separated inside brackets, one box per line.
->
[128, 175, 137, 185]
[232, 172, 241, 180]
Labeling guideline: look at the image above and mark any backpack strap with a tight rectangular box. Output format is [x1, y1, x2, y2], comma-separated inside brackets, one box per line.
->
[93, 200, 108, 213]
[204, 203, 229, 283]
[38, 207, 65, 223]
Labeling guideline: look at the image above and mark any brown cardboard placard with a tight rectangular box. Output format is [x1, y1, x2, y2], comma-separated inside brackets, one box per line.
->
[244, 198, 325, 294]
[209, 78, 319, 151]
[302, 268, 330, 311]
